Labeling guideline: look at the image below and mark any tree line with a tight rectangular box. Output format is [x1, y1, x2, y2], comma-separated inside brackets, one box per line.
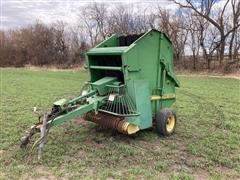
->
[0, 0, 239, 71]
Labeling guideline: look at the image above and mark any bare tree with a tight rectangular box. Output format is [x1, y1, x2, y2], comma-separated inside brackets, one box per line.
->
[80, 3, 108, 46]
[185, 12, 201, 69]
[172, 0, 240, 66]
[0, 30, 11, 66]
[68, 26, 89, 65]
[228, 0, 240, 60]
[108, 4, 133, 34]
[156, 7, 188, 62]
[52, 21, 69, 65]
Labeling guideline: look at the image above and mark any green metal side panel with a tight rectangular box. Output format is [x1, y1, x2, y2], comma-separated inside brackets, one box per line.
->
[125, 31, 160, 92]
[124, 44, 141, 72]
[87, 47, 128, 55]
[84, 29, 180, 119]
[124, 30, 179, 116]
[127, 80, 152, 129]
[90, 77, 117, 95]
[95, 34, 119, 48]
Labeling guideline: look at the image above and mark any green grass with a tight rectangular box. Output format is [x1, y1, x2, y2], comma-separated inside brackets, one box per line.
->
[0, 68, 240, 179]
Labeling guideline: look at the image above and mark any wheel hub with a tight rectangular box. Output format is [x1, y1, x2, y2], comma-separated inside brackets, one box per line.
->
[166, 115, 175, 133]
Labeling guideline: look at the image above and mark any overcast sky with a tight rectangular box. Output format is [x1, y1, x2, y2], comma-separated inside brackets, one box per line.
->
[1, 0, 176, 30]
[1, 0, 230, 30]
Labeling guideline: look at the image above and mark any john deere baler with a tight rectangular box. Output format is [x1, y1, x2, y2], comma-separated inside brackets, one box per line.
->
[20, 29, 180, 159]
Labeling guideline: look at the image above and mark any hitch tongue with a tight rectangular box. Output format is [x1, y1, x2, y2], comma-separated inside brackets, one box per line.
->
[20, 114, 45, 149]
[20, 113, 49, 160]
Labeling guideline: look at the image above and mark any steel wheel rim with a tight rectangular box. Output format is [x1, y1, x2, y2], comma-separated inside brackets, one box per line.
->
[166, 115, 175, 133]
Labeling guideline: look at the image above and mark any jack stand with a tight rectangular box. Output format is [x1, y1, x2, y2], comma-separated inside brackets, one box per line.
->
[38, 113, 47, 160]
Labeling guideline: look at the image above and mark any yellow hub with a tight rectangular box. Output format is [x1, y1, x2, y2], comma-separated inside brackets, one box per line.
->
[166, 115, 175, 133]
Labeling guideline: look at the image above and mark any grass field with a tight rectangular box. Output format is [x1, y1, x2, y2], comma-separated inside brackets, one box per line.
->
[0, 68, 240, 179]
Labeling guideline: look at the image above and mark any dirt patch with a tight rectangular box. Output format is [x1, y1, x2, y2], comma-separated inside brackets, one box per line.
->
[172, 149, 208, 168]
[193, 170, 209, 180]
[35, 166, 58, 180]
[76, 150, 88, 159]
[169, 149, 210, 179]
[0, 150, 4, 155]
[216, 166, 238, 178]
[72, 117, 89, 126]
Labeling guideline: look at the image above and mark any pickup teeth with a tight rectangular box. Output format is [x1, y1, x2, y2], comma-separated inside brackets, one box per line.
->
[99, 85, 138, 116]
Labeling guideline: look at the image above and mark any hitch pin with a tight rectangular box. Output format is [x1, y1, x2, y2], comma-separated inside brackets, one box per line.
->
[33, 107, 37, 112]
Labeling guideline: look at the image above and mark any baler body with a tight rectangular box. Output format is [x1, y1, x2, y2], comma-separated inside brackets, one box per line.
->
[86, 29, 180, 131]
[20, 30, 180, 154]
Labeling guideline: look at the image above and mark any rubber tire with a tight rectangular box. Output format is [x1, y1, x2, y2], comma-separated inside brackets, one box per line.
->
[156, 108, 177, 136]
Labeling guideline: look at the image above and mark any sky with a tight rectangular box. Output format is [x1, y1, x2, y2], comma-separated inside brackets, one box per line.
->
[0, 0, 230, 30]
[0, 0, 176, 30]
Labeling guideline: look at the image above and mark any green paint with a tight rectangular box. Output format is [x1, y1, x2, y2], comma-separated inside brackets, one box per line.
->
[87, 46, 128, 55]
[53, 99, 67, 109]
[127, 80, 152, 129]
[85, 29, 180, 130]
[89, 77, 118, 96]
[68, 90, 97, 104]
[49, 103, 94, 127]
